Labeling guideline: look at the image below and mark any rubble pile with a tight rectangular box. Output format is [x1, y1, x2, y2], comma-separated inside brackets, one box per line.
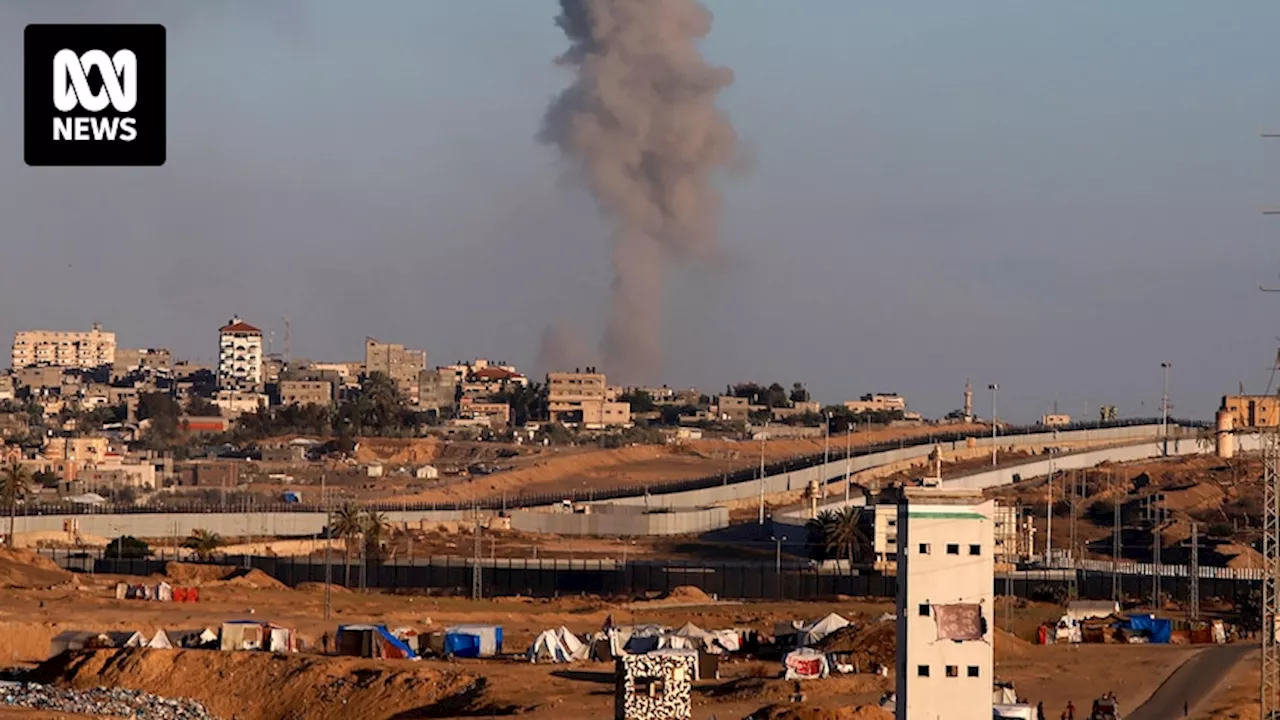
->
[0, 681, 216, 719]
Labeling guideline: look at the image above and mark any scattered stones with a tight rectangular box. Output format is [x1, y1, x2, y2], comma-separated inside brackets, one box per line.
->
[0, 681, 217, 719]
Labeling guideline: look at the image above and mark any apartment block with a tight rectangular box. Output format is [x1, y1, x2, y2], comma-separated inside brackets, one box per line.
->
[277, 379, 334, 407]
[845, 393, 907, 415]
[895, 488, 994, 720]
[112, 348, 172, 375]
[458, 398, 511, 425]
[214, 390, 268, 417]
[365, 337, 426, 401]
[548, 368, 631, 428]
[418, 368, 459, 413]
[11, 324, 116, 369]
[218, 317, 263, 390]
[1221, 394, 1280, 429]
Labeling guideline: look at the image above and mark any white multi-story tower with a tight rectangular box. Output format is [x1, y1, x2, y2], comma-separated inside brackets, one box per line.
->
[217, 316, 263, 390]
[895, 487, 995, 720]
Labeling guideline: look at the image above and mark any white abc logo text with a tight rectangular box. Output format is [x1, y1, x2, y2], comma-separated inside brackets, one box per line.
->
[52, 49, 137, 142]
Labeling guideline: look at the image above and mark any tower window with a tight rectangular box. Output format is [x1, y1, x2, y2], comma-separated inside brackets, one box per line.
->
[945, 665, 958, 677]
[967, 666, 980, 677]
[918, 604, 930, 617]
[917, 665, 929, 677]
[946, 544, 959, 555]
[969, 544, 981, 555]
[919, 543, 931, 555]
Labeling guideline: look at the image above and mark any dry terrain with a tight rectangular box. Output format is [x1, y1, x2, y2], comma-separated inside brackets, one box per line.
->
[0, 551, 1225, 720]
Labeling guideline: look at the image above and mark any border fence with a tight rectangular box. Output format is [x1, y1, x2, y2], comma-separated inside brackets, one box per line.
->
[45, 547, 1256, 605]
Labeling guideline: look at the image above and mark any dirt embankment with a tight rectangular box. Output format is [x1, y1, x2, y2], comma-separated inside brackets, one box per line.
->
[162, 563, 287, 590]
[35, 649, 484, 720]
[0, 550, 76, 590]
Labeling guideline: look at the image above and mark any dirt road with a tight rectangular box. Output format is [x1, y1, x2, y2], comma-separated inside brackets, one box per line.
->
[1127, 643, 1256, 720]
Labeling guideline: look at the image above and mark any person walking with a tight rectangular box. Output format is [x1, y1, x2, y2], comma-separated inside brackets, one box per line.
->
[1036, 701, 1045, 720]
[1066, 700, 1075, 720]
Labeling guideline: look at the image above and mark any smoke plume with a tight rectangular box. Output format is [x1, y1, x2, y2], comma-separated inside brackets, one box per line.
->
[540, 0, 739, 384]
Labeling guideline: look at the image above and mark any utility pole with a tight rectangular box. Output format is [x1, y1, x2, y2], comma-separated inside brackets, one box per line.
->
[1068, 469, 1079, 599]
[1189, 521, 1200, 621]
[1258, 133, 1280, 718]
[472, 507, 483, 600]
[1151, 493, 1162, 609]
[758, 420, 769, 525]
[988, 384, 999, 466]
[1112, 472, 1122, 602]
[842, 422, 852, 505]
[1046, 451, 1054, 565]
[822, 413, 831, 499]
[322, 473, 331, 620]
[1160, 362, 1172, 456]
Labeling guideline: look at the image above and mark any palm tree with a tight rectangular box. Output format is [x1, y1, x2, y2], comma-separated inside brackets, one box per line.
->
[183, 528, 224, 560]
[805, 510, 839, 561]
[331, 502, 365, 586]
[1, 462, 33, 549]
[362, 510, 390, 561]
[823, 506, 871, 571]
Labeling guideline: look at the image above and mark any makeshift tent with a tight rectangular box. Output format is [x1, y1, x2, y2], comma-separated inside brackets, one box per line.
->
[266, 623, 297, 653]
[102, 631, 146, 648]
[1066, 600, 1120, 622]
[337, 625, 418, 660]
[444, 624, 503, 658]
[221, 621, 265, 651]
[993, 704, 1036, 719]
[390, 627, 421, 653]
[799, 613, 850, 646]
[1125, 615, 1172, 644]
[166, 628, 218, 649]
[48, 631, 100, 657]
[608, 624, 667, 656]
[992, 682, 1018, 704]
[147, 630, 174, 649]
[154, 582, 173, 602]
[783, 647, 830, 680]
[670, 622, 740, 654]
[527, 628, 586, 663]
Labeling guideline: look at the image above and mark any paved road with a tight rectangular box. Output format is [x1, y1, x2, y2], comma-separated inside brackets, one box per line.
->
[1126, 643, 1255, 720]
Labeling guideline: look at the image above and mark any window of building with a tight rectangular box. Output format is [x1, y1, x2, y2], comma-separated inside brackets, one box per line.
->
[918, 604, 930, 617]
[887, 519, 896, 527]
[918, 543, 930, 555]
[967, 666, 980, 678]
[945, 665, 958, 677]
[917, 665, 929, 677]
[969, 544, 981, 556]
[946, 543, 959, 555]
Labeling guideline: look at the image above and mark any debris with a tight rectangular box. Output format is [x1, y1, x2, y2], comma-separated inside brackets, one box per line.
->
[0, 681, 215, 719]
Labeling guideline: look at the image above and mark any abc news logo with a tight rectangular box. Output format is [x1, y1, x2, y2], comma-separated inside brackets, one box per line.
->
[25, 24, 166, 166]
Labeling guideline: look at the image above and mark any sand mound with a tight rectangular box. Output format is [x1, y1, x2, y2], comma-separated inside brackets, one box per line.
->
[659, 585, 713, 604]
[994, 628, 1033, 658]
[815, 622, 895, 668]
[35, 649, 482, 720]
[163, 563, 286, 589]
[297, 581, 352, 594]
[163, 562, 237, 584]
[0, 549, 76, 589]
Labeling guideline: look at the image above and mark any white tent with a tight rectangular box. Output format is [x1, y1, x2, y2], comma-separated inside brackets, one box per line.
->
[154, 582, 173, 602]
[555, 627, 586, 660]
[147, 630, 174, 649]
[671, 623, 740, 654]
[528, 627, 588, 663]
[799, 613, 849, 646]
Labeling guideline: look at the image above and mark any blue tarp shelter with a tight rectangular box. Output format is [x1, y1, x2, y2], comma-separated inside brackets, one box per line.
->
[1125, 614, 1171, 644]
[444, 624, 503, 658]
[336, 624, 417, 659]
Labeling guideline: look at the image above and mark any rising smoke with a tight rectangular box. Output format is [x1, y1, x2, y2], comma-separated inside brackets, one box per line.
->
[540, 0, 739, 384]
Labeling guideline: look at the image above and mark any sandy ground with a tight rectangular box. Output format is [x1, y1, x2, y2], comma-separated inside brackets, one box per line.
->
[0, 562, 1220, 720]
[1192, 649, 1259, 719]
[382, 424, 985, 504]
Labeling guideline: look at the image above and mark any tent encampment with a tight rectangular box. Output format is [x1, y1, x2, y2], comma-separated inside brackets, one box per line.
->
[783, 647, 830, 680]
[799, 613, 850, 646]
[220, 621, 297, 652]
[527, 627, 587, 663]
[671, 623, 741, 654]
[1125, 615, 1171, 644]
[444, 624, 503, 658]
[165, 628, 218, 649]
[608, 624, 668, 656]
[337, 625, 418, 660]
[1066, 600, 1120, 622]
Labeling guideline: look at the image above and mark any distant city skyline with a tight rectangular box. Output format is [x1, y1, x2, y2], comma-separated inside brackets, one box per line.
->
[1, 1, 1278, 422]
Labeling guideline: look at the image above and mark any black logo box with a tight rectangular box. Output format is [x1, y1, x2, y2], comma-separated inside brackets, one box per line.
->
[24, 24, 166, 167]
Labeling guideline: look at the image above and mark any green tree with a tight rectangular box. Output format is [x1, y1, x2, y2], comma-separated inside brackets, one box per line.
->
[362, 510, 390, 561]
[789, 383, 810, 404]
[1, 462, 33, 549]
[331, 502, 366, 586]
[619, 389, 656, 413]
[105, 535, 151, 559]
[183, 528, 224, 560]
[824, 506, 871, 568]
[493, 382, 548, 426]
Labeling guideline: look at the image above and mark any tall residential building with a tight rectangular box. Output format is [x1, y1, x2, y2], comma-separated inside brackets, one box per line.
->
[547, 367, 631, 428]
[365, 337, 426, 401]
[217, 317, 263, 390]
[895, 487, 995, 720]
[11, 324, 116, 369]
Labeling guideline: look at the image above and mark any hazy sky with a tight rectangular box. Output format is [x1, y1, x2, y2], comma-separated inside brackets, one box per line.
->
[2, 1, 1279, 423]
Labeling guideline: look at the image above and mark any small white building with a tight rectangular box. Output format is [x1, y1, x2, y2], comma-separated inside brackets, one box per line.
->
[414, 465, 439, 480]
[895, 487, 994, 720]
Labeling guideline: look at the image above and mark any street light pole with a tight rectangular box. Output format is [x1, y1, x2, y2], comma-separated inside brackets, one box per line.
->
[758, 420, 769, 525]
[843, 423, 852, 505]
[771, 534, 787, 599]
[322, 472, 331, 621]
[822, 412, 831, 498]
[988, 384, 999, 466]
[1046, 451, 1054, 565]
[1160, 362, 1171, 456]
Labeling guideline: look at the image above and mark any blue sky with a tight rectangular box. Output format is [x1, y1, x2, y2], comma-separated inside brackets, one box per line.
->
[1, 1, 1279, 422]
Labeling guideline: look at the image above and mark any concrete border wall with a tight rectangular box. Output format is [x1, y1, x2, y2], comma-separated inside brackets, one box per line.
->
[508, 506, 728, 536]
[10, 509, 472, 538]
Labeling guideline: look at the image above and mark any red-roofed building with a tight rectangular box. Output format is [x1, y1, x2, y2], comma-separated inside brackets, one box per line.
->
[218, 316, 264, 390]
